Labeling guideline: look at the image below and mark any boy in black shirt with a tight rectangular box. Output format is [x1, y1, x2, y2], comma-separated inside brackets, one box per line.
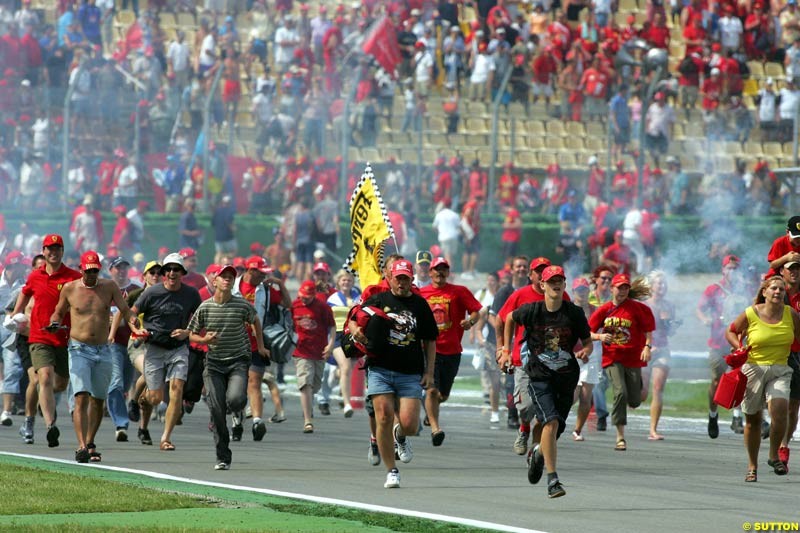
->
[505, 265, 592, 499]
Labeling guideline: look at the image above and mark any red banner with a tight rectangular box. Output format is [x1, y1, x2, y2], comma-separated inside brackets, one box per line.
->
[362, 17, 402, 78]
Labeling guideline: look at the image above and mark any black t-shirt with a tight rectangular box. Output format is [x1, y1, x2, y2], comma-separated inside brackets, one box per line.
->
[488, 282, 523, 344]
[512, 301, 590, 378]
[363, 291, 438, 375]
[134, 283, 202, 347]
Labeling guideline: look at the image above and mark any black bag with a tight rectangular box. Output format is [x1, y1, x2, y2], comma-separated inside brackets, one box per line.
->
[147, 330, 186, 350]
[263, 287, 297, 365]
[678, 56, 698, 76]
[183, 347, 205, 403]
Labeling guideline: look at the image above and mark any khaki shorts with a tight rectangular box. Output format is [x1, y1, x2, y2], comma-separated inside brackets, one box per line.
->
[30, 343, 69, 379]
[740, 363, 793, 415]
[709, 348, 729, 382]
[295, 358, 325, 393]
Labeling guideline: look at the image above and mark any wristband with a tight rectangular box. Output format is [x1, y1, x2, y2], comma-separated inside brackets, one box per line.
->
[644, 344, 652, 348]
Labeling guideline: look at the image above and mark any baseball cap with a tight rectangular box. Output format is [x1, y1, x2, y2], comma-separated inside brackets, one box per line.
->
[788, 216, 800, 238]
[588, 155, 598, 166]
[541, 265, 566, 282]
[249, 242, 265, 254]
[4, 250, 24, 267]
[109, 256, 130, 269]
[217, 264, 238, 278]
[530, 257, 551, 271]
[80, 251, 102, 271]
[298, 280, 317, 297]
[245, 256, 271, 273]
[722, 254, 740, 268]
[611, 273, 631, 287]
[572, 277, 591, 290]
[205, 263, 222, 276]
[313, 262, 331, 273]
[179, 247, 197, 259]
[783, 261, 800, 269]
[416, 250, 432, 264]
[391, 259, 414, 278]
[161, 253, 186, 274]
[143, 260, 161, 273]
[431, 257, 450, 269]
[43, 234, 64, 248]
[112, 205, 127, 215]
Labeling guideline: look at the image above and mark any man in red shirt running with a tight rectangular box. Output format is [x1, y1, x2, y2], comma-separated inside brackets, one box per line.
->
[11, 234, 81, 448]
[768, 216, 800, 271]
[419, 257, 482, 446]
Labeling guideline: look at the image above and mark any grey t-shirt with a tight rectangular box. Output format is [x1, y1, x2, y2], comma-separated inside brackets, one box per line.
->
[134, 283, 202, 348]
[188, 295, 255, 362]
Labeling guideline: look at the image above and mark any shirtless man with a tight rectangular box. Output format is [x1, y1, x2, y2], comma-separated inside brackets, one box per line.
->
[49, 251, 139, 463]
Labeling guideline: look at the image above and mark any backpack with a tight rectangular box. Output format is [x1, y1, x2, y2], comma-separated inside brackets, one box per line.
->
[262, 288, 297, 365]
[678, 56, 698, 76]
[341, 304, 392, 359]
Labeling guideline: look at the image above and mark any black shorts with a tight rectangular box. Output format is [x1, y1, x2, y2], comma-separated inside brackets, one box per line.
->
[464, 236, 480, 255]
[789, 352, 800, 401]
[433, 353, 462, 398]
[16, 334, 32, 371]
[250, 349, 271, 372]
[527, 367, 580, 439]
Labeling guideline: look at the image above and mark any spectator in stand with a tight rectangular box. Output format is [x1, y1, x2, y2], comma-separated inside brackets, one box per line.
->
[413, 40, 434, 97]
[718, 6, 743, 54]
[179, 248, 207, 291]
[111, 205, 134, 259]
[683, 15, 707, 57]
[432, 198, 461, 271]
[677, 51, 704, 120]
[756, 78, 779, 141]
[781, 0, 800, 49]
[212, 195, 237, 264]
[609, 85, 631, 161]
[469, 42, 493, 102]
[501, 206, 523, 261]
[274, 15, 300, 75]
[531, 45, 557, 112]
[432, 158, 452, 210]
[126, 201, 148, 255]
[700, 68, 724, 138]
[178, 198, 202, 250]
[602, 230, 634, 275]
[778, 77, 800, 142]
[645, 12, 670, 49]
[580, 55, 610, 122]
[113, 156, 138, 211]
[666, 156, 691, 215]
[644, 91, 675, 169]
[461, 197, 481, 279]
[558, 57, 582, 121]
[496, 162, 519, 209]
[585, 155, 605, 214]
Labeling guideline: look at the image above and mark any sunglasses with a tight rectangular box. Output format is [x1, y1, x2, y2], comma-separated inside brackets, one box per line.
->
[146, 269, 162, 276]
[599, 276, 613, 281]
[163, 266, 184, 273]
[84, 268, 100, 274]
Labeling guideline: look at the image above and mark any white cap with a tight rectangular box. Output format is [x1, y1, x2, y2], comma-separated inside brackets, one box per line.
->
[161, 253, 186, 272]
[710, 67, 720, 76]
[588, 155, 598, 165]
[766, 77, 774, 85]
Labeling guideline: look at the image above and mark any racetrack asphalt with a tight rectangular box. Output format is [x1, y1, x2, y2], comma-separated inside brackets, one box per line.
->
[0, 393, 795, 533]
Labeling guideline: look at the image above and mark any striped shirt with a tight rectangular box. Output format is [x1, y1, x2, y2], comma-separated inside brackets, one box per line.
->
[188, 295, 256, 362]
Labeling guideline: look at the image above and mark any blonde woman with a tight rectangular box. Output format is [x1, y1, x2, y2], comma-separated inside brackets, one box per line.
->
[324, 270, 362, 416]
[643, 271, 680, 440]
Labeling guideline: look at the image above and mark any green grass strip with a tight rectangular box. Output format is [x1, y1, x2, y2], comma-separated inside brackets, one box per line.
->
[0, 456, 493, 533]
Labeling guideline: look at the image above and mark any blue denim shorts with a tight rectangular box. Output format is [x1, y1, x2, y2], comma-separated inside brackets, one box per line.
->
[68, 340, 113, 400]
[367, 366, 423, 399]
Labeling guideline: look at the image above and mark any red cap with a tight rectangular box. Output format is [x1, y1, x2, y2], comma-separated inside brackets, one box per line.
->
[298, 280, 317, 297]
[43, 234, 64, 248]
[205, 263, 221, 276]
[4, 250, 24, 267]
[80, 251, 102, 271]
[541, 265, 566, 282]
[529, 257, 551, 271]
[249, 242, 265, 254]
[217, 264, 238, 278]
[158, 246, 170, 256]
[611, 273, 631, 287]
[415, 41, 425, 49]
[711, 42, 721, 52]
[137, 200, 150, 210]
[431, 257, 450, 269]
[245, 255, 271, 273]
[722, 254, 740, 267]
[572, 277, 590, 290]
[654, 91, 665, 100]
[313, 261, 331, 273]
[179, 247, 196, 258]
[112, 205, 127, 215]
[449, 156, 460, 166]
[391, 259, 414, 278]
[233, 256, 247, 268]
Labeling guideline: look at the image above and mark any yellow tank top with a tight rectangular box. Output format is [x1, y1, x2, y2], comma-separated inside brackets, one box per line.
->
[745, 305, 793, 366]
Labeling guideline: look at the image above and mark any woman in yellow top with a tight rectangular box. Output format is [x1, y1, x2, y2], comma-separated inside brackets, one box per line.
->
[726, 275, 800, 482]
[325, 270, 362, 417]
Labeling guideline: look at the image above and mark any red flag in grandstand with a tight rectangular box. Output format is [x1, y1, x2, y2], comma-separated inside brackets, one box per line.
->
[113, 21, 144, 61]
[362, 17, 402, 78]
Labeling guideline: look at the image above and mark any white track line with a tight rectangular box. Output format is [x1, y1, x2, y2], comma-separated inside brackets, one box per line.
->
[0, 451, 542, 533]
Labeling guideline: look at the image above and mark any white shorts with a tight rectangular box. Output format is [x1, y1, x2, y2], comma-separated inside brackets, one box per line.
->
[532, 82, 553, 97]
[578, 341, 602, 386]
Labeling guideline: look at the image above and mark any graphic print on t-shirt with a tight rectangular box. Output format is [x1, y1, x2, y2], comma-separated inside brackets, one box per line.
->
[387, 310, 417, 346]
[428, 295, 452, 331]
[604, 316, 631, 345]
[534, 326, 573, 371]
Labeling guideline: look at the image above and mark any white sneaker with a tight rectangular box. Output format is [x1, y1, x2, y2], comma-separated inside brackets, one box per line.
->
[368, 440, 381, 466]
[343, 404, 354, 418]
[384, 468, 401, 488]
[394, 424, 413, 463]
[513, 430, 529, 455]
[1, 411, 12, 426]
[214, 461, 230, 470]
[490, 412, 500, 424]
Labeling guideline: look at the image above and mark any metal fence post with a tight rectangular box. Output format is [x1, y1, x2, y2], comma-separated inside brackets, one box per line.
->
[203, 65, 224, 210]
[340, 65, 362, 209]
[488, 65, 513, 215]
[62, 58, 86, 209]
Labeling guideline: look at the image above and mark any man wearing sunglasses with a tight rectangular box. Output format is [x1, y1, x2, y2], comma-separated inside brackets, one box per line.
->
[130, 253, 202, 451]
[11, 234, 81, 449]
[50, 251, 140, 463]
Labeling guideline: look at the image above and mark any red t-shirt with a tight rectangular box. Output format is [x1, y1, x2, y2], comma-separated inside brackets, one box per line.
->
[182, 272, 207, 290]
[701, 77, 722, 110]
[419, 283, 483, 356]
[767, 234, 800, 263]
[580, 67, 609, 98]
[112, 218, 132, 249]
[498, 285, 571, 366]
[589, 299, 655, 368]
[532, 54, 557, 84]
[646, 26, 669, 49]
[433, 171, 452, 204]
[315, 285, 336, 304]
[22, 264, 82, 346]
[603, 243, 633, 274]
[291, 297, 335, 359]
[198, 286, 213, 301]
[501, 209, 521, 243]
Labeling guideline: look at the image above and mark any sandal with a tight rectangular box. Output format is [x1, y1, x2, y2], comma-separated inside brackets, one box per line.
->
[745, 469, 758, 482]
[160, 440, 176, 451]
[303, 422, 314, 434]
[87, 442, 102, 462]
[615, 439, 627, 451]
[768, 459, 788, 476]
[648, 434, 665, 441]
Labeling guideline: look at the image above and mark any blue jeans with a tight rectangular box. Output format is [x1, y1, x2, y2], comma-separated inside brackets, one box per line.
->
[367, 366, 423, 399]
[68, 340, 113, 400]
[107, 343, 133, 429]
[593, 368, 609, 419]
[2, 347, 22, 395]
